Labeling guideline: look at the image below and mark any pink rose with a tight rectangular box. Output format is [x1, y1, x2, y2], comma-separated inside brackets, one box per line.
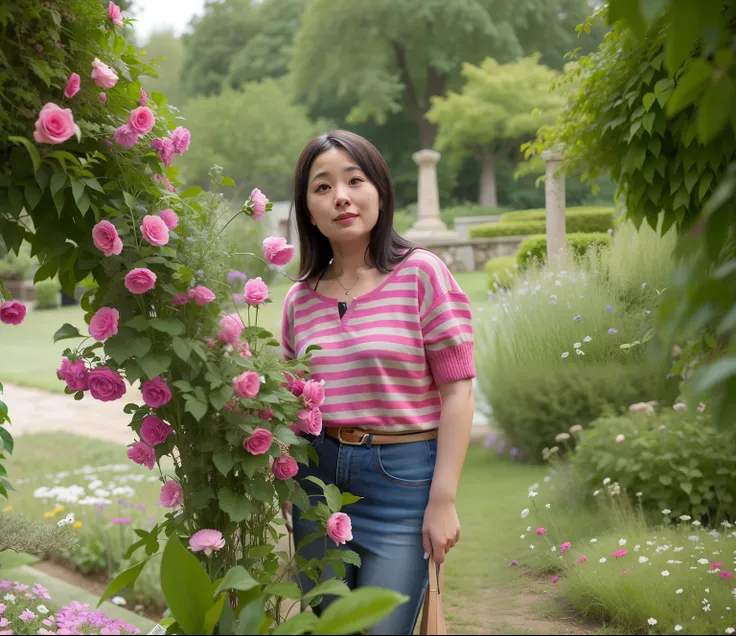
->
[0, 300, 27, 325]
[296, 408, 322, 436]
[91, 58, 118, 89]
[108, 1, 123, 27]
[326, 512, 353, 545]
[262, 236, 295, 267]
[250, 188, 268, 220]
[140, 414, 173, 446]
[301, 380, 325, 408]
[33, 103, 80, 145]
[257, 408, 273, 420]
[57, 357, 88, 391]
[233, 371, 260, 399]
[238, 341, 252, 358]
[188, 285, 216, 306]
[243, 428, 273, 455]
[64, 73, 80, 99]
[272, 455, 299, 480]
[217, 314, 243, 345]
[99, 92, 107, 103]
[159, 209, 178, 229]
[171, 127, 191, 154]
[141, 377, 172, 408]
[244, 277, 268, 305]
[125, 268, 157, 294]
[189, 529, 225, 556]
[288, 377, 305, 397]
[140, 88, 148, 107]
[171, 293, 189, 306]
[127, 441, 155, 469]
[159, 480, 183, 508]
[151, 137, 174, 167]
[88, 367, 126, 402]
[114, 124, 139, 148]
[89, 307, 119, 341]
[140, 215, 169, 247]
[128, 106, 155, 135]
[92, 220, 123, 256]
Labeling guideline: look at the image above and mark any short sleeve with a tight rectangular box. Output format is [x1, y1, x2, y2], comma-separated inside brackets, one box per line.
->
[416, 253, 476, 385]
[281, 284, 298, 361]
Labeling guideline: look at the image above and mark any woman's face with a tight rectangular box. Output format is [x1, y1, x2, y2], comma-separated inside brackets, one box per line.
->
[305, 148, 380, 247]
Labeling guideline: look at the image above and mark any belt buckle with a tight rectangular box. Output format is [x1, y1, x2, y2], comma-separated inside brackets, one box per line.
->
[338, 428, 369, 446]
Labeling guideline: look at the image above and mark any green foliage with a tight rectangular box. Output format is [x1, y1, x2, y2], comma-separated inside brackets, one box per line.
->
[0, 511, 77, 555]
[516, 232, 611, 269]
[0, 241, 33, 280]
[470, 209, 613, 239]
[34, 277, 60, 309]
[0, 381, 11, 499]
[484, 256, 518, 290]
[500, 206, 614, 223]
[441, 203, 507, 224]
[140, 30, 187, 109]
[178, 80, 328, 198]
[571, 409, 736, 522]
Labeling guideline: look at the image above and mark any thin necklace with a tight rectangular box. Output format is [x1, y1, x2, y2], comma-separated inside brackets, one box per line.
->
[334, 266, 365, 297]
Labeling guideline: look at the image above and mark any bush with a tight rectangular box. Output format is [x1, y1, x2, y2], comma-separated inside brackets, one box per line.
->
[0, 243, 34, 281]
[516, 232, 611, 269]
[484, 362, 678, 461]
[570, 410, 736, 522]
[469, 207, 614, 239]
[34, 278, 60, 309]
[441, 203, 506, 226]
[484, 256, 518, 290]
[393, 208, 415, 234]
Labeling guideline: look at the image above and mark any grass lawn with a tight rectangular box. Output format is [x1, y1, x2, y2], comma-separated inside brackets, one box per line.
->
[3, 431, 587, 635]
[0, 271, 489, 393]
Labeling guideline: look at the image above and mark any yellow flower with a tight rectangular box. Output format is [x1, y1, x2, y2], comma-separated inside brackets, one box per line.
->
[43, 511, 57, 519]
[73, 521, 83, 529]
[53, 505, 65, 513]
[2, 505, 11, 512]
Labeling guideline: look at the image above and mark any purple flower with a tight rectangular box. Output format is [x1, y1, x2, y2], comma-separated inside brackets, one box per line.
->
[510, 560, 518, 567]
[608, 328, 618, 335]
[496, 440, 506, 455]
[110, 517, 132, 525]
[605, 305, 613, 313]
[573, 314, 582, 322]
[510, 447, 521, 457]
[484, 430, 497, 449]
[227, 270, 247, 282]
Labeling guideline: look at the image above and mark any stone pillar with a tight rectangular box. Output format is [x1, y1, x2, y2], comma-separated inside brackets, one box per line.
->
[542, 149, 566, 266]
[406, 150, 457, 242]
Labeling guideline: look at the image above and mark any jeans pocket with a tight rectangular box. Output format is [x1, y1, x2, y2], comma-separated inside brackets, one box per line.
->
[375, 440, 436, 487]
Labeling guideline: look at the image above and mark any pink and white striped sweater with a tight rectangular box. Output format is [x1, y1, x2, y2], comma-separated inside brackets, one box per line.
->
[281, 249, 475, 431]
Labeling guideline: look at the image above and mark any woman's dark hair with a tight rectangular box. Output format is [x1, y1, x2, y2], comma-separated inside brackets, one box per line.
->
[291, 129, 414, 281]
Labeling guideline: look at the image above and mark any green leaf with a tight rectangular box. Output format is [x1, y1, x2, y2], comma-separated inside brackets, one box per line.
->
[106, 333, 152, 364]
[185, 397, 208, 422]
[218, 487, 254, 522]
[641, 112, 655, 135]
[173, 380, 193, 393]
[138, 353, 171, 380]
[664, 0, 701, 74]
[247, 478, 275, 503]
[697, 77, 735, 143]
[123, 191, 137, 211]
[125, 316, 150, 331]
[248, 544, 275, 558]
[8, 136, 41, 173]
[180, 186, 202, 198]
[303, 476, 328, 491]
[52, 323, 83, 342]
[266, 581, 302, 600]
[680, 482, 693, 495]
[172, 337, 191, 362]
[71, 179, 85, 204]
[50, 172, 67, 196]
[640, 0, 668, 24]
[666, 58, 712, 117]
[341, 492, 362, 507]
[214, 566, 259, 598]
[160, 535, 214, 635]
[221, 177, 236, 187]
[659, 474, 673, 486]
[272, 612, 319, 635]
[607, 0, 645, 37]
[150, 318, 186, 336]
[24, 183, 42, 210]
[204, 594, 225, 635]
[339, 549, 361, 567]
[83, 178, 106, 193]
[241, 454, 268, 479]
[302, 579, 351, 603]
[642, 93, 656, 111]
[213, 452, 234, 477]
[691, 357, 736, 394]
[314, 587, 408, 635]
[97, 559, 150, 607]
[210, 384, 232, 411]
[324, 484, 342, 513]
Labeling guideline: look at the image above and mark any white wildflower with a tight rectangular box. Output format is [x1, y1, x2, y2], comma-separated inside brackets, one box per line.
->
[600, 557, 607, 563]
[639, 557, 649, 564]
[693, 520, 702, 527]
[662, 509, 672, 515]
[680, 515, 692, 521]
[603, 478, 611, 485]
[574, 342, 581, 349]
[111, 596, 127, 606]
[590, 538, 598, 543]
[619, 539, 627, 546]
[545, 503, 551, 509]
[662, 570, 670, 577]
[37, 605, 49, 614]
[634, 544, 641, 552]
[648, 618, 657, 626]
[521, 508, 529, 519]
[676, 589, 683, 594]
[530, 545, 535, 550]
[561, 352, 569, 359]
[520, 534, 526, 540]
[674, 626, 682, 632]
[4, 594, 16, 602]
[615, 434, 625, 443]
[593, 490, 600, 496]
[528, 491, 538, 498]
[583, 336, 592, 342]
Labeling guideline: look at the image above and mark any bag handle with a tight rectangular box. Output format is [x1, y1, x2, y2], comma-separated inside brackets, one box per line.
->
[420, 556, 447, 635]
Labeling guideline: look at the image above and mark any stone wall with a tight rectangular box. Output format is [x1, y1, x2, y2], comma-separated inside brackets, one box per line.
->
[414, 236, 524, 272]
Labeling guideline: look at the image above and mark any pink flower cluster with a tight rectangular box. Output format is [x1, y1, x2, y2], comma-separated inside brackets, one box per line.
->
[0, 300, 27, 326]
[58, 363, 126, 402]
[115, 104, 155, 148]
[172, 285, 216, 307]
[295, 379, 326, 436]
[151, 127, 191, 166]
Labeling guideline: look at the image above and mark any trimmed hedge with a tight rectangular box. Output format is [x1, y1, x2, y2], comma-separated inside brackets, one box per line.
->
[485, 256, 518, 290]
[516, 232, 611, 269]
[469, 207, 614, 239]
[34, 278, 59, 310]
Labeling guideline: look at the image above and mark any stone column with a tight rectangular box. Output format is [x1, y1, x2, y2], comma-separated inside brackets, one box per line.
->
[406, 149, 457, 242]
[542, 149, 566, 266]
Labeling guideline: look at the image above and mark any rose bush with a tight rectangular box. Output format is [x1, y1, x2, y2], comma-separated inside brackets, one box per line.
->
[0, 1, 405, 633]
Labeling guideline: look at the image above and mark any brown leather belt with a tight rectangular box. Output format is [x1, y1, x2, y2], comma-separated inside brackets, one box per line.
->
[325, 427, 438, 446]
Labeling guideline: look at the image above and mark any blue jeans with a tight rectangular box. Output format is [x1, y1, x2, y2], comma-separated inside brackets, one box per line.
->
[293, 431, 437, 635]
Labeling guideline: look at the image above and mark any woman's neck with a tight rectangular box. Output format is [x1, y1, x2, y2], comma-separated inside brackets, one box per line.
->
[329, 241, 372, 277]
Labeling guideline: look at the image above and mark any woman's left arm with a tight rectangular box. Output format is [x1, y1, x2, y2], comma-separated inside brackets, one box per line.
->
[422, 378, 474, 564]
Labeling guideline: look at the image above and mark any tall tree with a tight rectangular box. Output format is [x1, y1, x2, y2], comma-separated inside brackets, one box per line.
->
[140, 30, 187, 109]
[177, 79, 328, 200]
[427, 55, 567, 206]
[290, 0, 596, 150]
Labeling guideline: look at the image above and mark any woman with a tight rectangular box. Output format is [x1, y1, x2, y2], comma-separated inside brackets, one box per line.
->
[281, 130, 475, 635]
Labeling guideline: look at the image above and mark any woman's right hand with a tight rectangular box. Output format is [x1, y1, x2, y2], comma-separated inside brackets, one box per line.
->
[282, 500, 293, 533]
